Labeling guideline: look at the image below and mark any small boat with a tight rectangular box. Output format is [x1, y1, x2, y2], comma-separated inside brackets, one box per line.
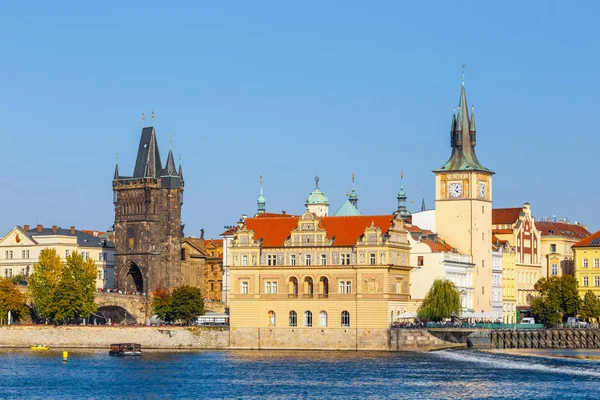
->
[109, 343, 142, 357]
[31, 344, 50, 351]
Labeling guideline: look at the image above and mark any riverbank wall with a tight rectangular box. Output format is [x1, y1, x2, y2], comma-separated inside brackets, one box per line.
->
[0, 326, 229, 349]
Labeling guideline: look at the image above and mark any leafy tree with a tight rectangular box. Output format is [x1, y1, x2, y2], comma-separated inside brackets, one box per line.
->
[170, 286, 204, 324]
[29, 249, 97, 323]
[579, 290, 600, 321]
[29, 248, 63, 321]
[152, 288, 173, 322]
[0, 279, 29, 322]
[418, 279, 461, 321]
[531, 276, 580, 325]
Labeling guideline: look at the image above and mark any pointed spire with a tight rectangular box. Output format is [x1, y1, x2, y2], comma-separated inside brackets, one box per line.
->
[396, 170, 410, 219]
[165, 149, 176, 176]
[146, 128, 159, 177]
[257, 174, 266, 214]
[178, 153, 183, 179]
[421, 198, 426, 212]
[114, 153, 120, 179]
[348, 173, 358, 208]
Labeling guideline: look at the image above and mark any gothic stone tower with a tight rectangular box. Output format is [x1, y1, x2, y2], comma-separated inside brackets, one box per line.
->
[434, 79, 494, 313]
[113, 126, 184, 294]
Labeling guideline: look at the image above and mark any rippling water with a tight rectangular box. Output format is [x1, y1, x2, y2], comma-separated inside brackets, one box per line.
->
[1, 348, 599, 399]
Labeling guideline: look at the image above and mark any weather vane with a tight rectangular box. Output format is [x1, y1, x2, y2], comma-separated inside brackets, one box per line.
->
[141, 112, 145, 127]
[151, 110, 155, 126]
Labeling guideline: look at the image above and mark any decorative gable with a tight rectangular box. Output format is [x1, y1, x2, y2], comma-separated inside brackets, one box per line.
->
[0, 227, 37, 247]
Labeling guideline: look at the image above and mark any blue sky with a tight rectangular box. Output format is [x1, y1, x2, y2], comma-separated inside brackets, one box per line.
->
[1, 1, 599, 239]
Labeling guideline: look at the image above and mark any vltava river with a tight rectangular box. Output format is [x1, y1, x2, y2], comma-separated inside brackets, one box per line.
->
[1, 349, 599, 399]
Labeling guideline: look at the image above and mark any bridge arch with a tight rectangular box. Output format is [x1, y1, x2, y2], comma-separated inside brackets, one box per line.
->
[94, 293, 151, 324]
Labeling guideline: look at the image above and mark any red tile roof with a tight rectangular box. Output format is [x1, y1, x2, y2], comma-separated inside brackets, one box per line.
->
[404, 223, 456, 253]
[244, 215, 396, 248]
[492, 208, 522, 224]
[492, 229, 513, 235]
[534, 221, 590, 239]
[573, 230, 600, 248]
[220, 227, 238, 236]
[204, 239, 224, 248]
[255, 212, 297, 218]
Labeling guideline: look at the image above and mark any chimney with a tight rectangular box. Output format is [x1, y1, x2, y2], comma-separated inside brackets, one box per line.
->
[52, 225, 57, 234]
[70, 226, 75, 234]
[37, 224, 43, 233]
[24, 225, 30, 231]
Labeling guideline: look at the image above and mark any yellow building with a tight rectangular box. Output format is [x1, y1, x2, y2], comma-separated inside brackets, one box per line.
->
[573, 230, 600, 298]
[492, 204, 542, 319]
[181, 237, 224, 304]
[535, 220, 590, 277]
[434, 78, 494, 313]
[228, 190, 414, 350]
[497, 244, 517, 324]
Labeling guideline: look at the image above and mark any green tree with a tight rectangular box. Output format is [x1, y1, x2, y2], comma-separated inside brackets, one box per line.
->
[0, 279, 29, 323]
[531, 276, 580, 325]
[52, 252, 98, 323]
[579, 290, 600, 321]
[170, 286, 204, 324]
[29, 248, 63, 321]
[152, 288, 173, 322]
[418, 279, 461, 321]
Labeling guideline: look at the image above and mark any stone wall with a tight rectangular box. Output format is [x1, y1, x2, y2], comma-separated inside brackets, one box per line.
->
[0, 326, 229, 349]
[231, 327, 461, 351]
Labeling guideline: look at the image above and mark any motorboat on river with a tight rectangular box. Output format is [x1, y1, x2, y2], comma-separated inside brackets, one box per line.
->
[109, 343, 142, 356]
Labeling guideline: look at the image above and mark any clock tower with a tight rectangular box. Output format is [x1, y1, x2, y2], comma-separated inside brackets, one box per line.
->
[434, 77, 494, 313]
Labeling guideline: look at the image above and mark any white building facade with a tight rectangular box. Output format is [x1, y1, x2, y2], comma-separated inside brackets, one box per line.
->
[0, 225, 115, 289]
[492, 249, 503, 321]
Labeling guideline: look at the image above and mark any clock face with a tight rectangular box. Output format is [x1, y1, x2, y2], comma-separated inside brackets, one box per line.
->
[478, 183, 486, 198]
[449, 183, 462, 198]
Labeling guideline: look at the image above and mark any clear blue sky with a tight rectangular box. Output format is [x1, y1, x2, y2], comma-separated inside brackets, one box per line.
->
[1, 1, 599, 239]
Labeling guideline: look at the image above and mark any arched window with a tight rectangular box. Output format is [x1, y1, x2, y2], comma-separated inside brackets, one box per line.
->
[304, 311, 312, 327]
[319, 311, 328, 327]
[289, 311, 297, 327]
[267, 311, 276, 327]
[341, 311, 350, 327]
[319, 276, 329, 298]
[304, 277, 314, 296]
[289, 277, 298, 297]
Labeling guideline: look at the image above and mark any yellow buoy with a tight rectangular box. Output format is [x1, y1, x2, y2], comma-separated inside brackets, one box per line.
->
[62, 351, 68, 363]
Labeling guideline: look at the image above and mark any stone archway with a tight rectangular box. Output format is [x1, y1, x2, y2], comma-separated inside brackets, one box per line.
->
[94, 305, 137, 325]
[118, 261, 145, 293]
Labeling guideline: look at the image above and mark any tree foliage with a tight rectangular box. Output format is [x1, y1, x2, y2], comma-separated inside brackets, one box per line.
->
[29, 249, 97, 323]
[579, 290, 600, 321]
[0, 279, 29, 322]
[418, 279, 461, 321]
[531, 275, 580, 325]
[153, 286, 204, 324]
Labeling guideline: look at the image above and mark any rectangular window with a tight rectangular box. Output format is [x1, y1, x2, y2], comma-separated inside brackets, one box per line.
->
[267, 255, 277, 266]
[5, 251, 13, 260]
[265, 282, 271, 294]
[583, 276, 589, 287]
[305, 254, 311, 266]
[595, 259, 599, 268]
[552, 263, 558, 276]
[595, 276, 600, 287]
[242, 255, 248, 266]
[341, 254, 351, 265]
[272, 282, 277, 294]
[290, 255, 296, 266]
[369, 253, 376, 265]
[321, 254, 327, 265]
[550, 244, 556, 253]
[417, 256, 424, 266]
[583, 258, 589, 268]
[98, 271, 102, 279]
[339, 281, 352, 294]
[241, 281, 249, 294]
[65, 249, 70, 258]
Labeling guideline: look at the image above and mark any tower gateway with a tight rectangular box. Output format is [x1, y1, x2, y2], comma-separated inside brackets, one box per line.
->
[434, 78, 494, 313]
[113, 126, 184, 294]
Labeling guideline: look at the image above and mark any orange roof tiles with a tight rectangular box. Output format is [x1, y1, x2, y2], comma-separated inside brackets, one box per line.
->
[492, 208, 522, 224]
[492, 229, 513, 235]
[535, 221, 590, 239]
[244, 214, 396, 248]
[204, 239, 224, 248]
[255, 212, 297, 218]
[573, 230, 600, 248]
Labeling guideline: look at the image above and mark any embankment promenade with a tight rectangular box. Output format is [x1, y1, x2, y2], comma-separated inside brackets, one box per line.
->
[0, 326, 463, 351]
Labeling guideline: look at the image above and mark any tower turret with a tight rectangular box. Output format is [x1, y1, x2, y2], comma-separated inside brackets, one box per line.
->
[257, 174, 266, 215]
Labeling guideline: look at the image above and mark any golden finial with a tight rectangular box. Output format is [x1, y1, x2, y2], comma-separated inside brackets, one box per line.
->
[142, 112, 145, 127]
[151, 110, 155, 126]
[346, 190, 349, 198]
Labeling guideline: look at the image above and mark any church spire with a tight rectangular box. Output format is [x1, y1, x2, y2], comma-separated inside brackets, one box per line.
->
[396, 170, 411, 219]
[434, 71, 492, 174]
[348, 173, 358, 208]
[114, 153, 120, 179]
[165, 150, 176, 176]
[257, 174, 266, 215]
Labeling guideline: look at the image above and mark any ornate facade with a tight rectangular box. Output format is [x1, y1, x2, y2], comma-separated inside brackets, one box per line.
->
[535, 220, 590, 277]
[113, 126, 184, 294]
[228, 204, 414, 350]
[573, 230, 600, 298]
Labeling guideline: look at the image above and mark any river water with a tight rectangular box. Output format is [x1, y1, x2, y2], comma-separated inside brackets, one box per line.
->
[1, 349, 599, 399]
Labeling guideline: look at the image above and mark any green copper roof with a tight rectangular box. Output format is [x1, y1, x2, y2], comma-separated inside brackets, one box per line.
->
[306, 176, 329, 205]
[434, 82, 493, 174]
[334, 199, 362, 216]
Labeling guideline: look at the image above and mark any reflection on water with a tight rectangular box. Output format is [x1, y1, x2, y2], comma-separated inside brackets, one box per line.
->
[0, 348, 598, 399]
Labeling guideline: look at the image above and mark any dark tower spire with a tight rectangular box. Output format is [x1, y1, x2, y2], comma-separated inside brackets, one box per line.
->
[165, 150, 176, 176]
[133, 127, 162, 178]
[434, 72, 492, 174]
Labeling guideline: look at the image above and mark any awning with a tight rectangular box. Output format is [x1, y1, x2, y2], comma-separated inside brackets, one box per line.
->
[396, 311, 418, 319]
